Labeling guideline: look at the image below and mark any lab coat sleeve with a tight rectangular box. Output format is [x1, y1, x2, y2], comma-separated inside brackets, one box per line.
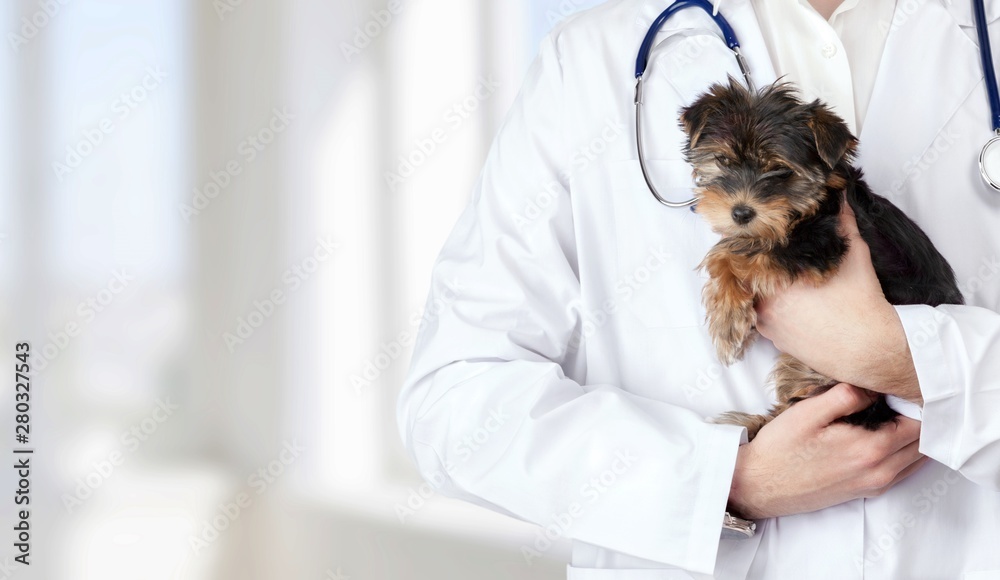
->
[396, 33, 746, 574]
[894, 303, 1000, 488]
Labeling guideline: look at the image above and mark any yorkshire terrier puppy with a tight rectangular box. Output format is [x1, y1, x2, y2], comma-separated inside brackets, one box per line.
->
[679, 79, 964, 440]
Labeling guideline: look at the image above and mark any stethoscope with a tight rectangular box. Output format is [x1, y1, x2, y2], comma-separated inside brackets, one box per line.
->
[974, 0, 1000, 190]
[635, 0, 1000, 207]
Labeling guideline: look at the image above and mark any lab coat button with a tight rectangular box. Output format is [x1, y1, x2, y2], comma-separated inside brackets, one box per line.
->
[821, 43, 837, 58]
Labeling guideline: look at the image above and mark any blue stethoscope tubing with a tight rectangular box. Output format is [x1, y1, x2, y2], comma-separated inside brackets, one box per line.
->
[974, 0, 1000, 190]
[636, 0, 1000, 201]
[634, 0, 754, 207]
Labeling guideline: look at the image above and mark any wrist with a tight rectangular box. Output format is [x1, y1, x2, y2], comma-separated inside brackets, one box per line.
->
[728, 443, 767, 520]
[856, 302, 922, 402]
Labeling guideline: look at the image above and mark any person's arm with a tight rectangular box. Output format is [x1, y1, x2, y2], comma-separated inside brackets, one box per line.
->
[396, 32, 745, 574]
[756, 207, 1000, 489]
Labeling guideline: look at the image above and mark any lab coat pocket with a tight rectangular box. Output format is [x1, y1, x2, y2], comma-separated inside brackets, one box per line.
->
[607, 159, 718, 329]
[566, 565, 701, 580]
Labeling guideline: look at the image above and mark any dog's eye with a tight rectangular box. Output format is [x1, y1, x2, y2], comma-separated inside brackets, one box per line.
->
[714, 155, 734, 167]
[763, 167, 794, 180]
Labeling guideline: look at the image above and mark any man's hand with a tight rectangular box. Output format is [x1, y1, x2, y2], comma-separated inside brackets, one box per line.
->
[728, 383, 928, 520]
[755, 200, 921, 402]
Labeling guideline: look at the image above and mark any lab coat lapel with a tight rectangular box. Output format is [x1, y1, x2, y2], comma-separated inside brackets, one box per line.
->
[635, 0, 777, 89]
[941, 0, 1000, 25]
[859, 0, 998, 198]
[717, 0, 777, 90]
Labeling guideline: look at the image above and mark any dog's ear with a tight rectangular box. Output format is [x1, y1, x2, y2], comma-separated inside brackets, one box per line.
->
[679, 98, 711, 149]
[806, 101, 857, 168]
[681, 83, 728, 149]
[681, 78, 749, 149]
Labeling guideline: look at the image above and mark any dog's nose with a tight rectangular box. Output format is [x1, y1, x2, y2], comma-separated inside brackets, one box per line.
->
[731, 205, 756, 225]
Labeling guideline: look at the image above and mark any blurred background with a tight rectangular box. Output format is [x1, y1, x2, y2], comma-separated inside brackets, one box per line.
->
[0, 0, 606, 578]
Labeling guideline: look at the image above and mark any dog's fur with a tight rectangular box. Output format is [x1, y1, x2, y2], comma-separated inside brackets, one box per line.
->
[679, 79, 964, 440]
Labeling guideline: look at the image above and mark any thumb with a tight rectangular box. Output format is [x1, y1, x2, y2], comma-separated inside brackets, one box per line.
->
[839, 194, 860, 235]
[800, 383, 877, 427]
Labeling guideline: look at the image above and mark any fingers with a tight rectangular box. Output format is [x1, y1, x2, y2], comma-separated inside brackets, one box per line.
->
[855, 440, 926, 497]
[886, 455, 931, 488]
[876, 417, 922, 454]
[838, 195, 861, 238]
[879, 438, 924, 476]
[866, 447, 930, 497]
[838, 197, 874, 261]
[803, 383, 878, 426]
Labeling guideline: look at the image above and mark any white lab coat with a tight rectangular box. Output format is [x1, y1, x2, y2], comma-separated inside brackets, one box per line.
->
[396, 0, 1000, 577]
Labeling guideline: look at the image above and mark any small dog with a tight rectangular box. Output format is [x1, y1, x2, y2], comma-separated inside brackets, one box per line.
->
[678, 79, 964, 439]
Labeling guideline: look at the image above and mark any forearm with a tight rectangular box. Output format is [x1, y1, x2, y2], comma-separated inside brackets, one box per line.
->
[844, 300, 921, 403]
[776, 294, 922, 402]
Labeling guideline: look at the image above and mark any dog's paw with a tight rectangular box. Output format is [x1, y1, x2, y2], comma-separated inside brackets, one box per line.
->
[707, 302, 757, 365]
[727, 330, 757, 364]
[714, 411, 772, 441]
[713, 335, 741, 366]
[702, 259, 758, 365]
[713, 333, 755, 365]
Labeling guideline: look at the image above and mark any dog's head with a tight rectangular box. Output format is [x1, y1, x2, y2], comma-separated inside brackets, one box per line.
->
[680, 78, 857, 244]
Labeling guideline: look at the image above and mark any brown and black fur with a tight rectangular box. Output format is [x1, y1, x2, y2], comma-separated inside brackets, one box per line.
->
[678, 79, 964, 440]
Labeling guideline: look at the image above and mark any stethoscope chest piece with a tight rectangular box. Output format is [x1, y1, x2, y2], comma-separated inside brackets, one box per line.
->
[980, 133, 1000, 191]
